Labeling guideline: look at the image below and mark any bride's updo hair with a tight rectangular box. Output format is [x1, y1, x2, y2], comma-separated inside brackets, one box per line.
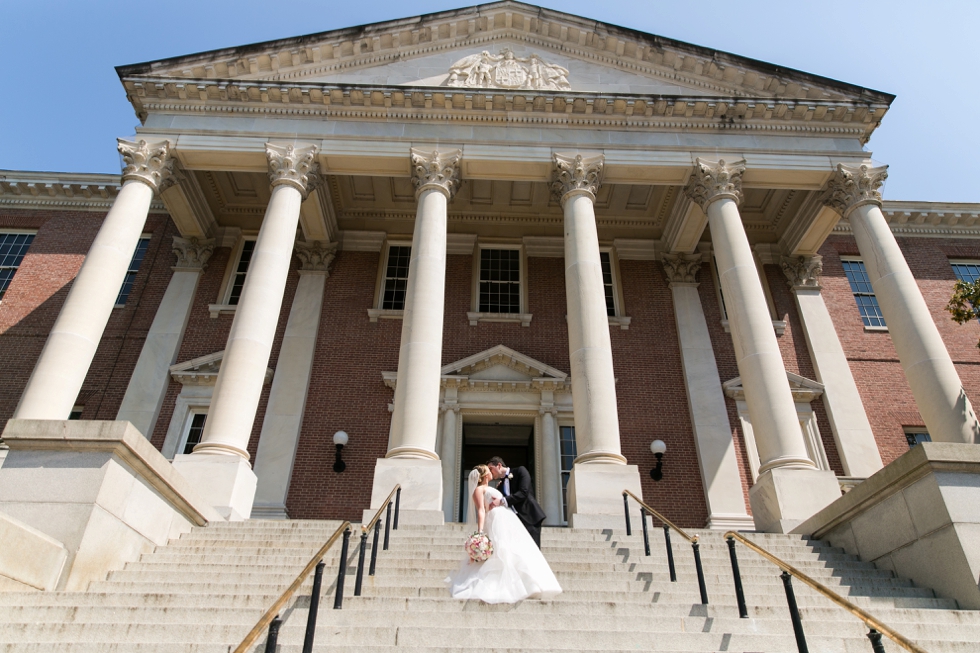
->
[474, 464, 490, 483]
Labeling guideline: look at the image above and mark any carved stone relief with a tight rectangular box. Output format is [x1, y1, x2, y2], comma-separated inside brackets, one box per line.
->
[446, 49, 570, 91]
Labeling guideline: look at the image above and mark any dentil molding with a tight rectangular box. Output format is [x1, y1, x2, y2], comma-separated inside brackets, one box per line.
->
[661, 252, 702, 285]
[781, 255, 823, 290]
[551, 152, 603, 203]
[266, 143, 319, 198]
[172, 236, 215, 271]
[410, 148, 462, 200]
[825, 163, 888, 218]
[684, 158, 745, 210]
[118, 139, 176, 193]
[295, 240, 338, 274]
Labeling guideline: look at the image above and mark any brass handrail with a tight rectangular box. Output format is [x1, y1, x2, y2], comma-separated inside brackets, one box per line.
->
[364, 484, 400, 533]
[623, 489, 697, 543]
[233, 520, 351, 653]
[724, 531, 928, 653]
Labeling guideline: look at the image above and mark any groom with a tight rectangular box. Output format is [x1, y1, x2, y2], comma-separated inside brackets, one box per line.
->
[487, 456, 546, 548]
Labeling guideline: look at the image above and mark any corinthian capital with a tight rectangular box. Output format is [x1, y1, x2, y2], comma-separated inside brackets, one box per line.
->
[118, 138, 175, 193]
[780, 255, 823, 290]
[824, 163, 888, 217]
[410, 148, 462, 200]
[266, 143, 319, 198]
[172, 236, 215, 271]
[661, 253, 703, 285]
[295, 240, 338, 274]
[685, 158, 746, 210]
[551, 152, 604, 204]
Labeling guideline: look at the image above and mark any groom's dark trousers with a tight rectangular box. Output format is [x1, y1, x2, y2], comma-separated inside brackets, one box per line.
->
[502, 466, 547, 548]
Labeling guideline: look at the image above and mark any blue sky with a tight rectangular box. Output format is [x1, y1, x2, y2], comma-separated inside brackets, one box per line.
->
[1, 1, 976, 202]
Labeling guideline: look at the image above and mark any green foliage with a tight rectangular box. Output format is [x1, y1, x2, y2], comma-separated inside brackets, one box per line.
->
[947, 280, 980, 348]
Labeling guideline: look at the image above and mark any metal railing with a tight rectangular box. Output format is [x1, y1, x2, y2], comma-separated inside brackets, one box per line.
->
[724, 531, 927, 653]
[622, 490, 708, 605]
[233, 485, 402, 653]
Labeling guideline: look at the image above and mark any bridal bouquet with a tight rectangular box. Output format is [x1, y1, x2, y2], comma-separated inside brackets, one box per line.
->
[464, 531, 494, 562]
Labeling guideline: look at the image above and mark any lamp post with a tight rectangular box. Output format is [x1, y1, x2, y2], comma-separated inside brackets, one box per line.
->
[333, 430, 349, 473]
[650, 439, 666, 481]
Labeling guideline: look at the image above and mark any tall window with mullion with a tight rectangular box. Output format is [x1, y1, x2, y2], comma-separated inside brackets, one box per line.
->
[0, 232, 35, 300]
[115, 236, 151, 305]
[599, 252, 616, 316]
[842, 259, 886, 327]
[227, 239, 256, 305]
[951, 261, 980, 284]
[382, 245, 411, 310]
[559, 426, 577, 523]
[479, 248, 521, 314]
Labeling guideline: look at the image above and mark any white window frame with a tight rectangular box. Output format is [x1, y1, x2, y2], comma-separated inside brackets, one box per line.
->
[840, 256, 888, 331]
[950, 259, 980, 283]
[710, 253, 786, 335]
[210, 234, 257, 318]
[468, 242, 532, 327]
[368, 239, 412, 322]
[0, 229, 38, 304]
[904, 428, 931, 449]
[599, 246, 632, 329]
[162, 389, 212, 459]
[557, 422, 577, 526]
[114, 234, 152, 307]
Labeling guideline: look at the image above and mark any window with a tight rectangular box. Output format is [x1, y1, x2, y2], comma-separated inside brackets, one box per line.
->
[951, 261, 980, 284]
[180, 412, 208, 455]
[68, 406, 83, 420]
[0, 232, 35, 300]
[559, 426, 577, 523]
[381, 245, 411, 310]
[116, 236, 151, 305]
[842, 259, 886, 328]
[478, 248, 521, 314]
[227, 239, 256, 305]
[599, 252, 616, 317]
[905, 430, 931, 448]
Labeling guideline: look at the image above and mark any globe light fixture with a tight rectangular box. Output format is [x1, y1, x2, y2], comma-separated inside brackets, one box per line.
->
[333, 430, 349, 473]
[650, 439, 667, 481]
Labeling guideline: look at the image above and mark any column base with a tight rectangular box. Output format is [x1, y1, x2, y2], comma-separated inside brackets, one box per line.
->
[749, 467, 840, 533]
[567, 463, 642, 530]
[250, 504, 290, 520]
[172, 453, 257, 521]
[368, 457, 444, 526]
[705, 513, 757, 531]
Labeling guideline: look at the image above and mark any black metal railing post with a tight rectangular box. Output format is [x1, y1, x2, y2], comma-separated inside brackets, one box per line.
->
[265, 615, 282, 653]
[781, 571, 809, 653]
[353, 529, 368, 596]
[662, 524, 677, 582]
[369, 518, 381, 576]
[726, 536, 748, 618]
[867, 629, 886, 653]
[333, 528, 351, 610]
[393, 487, 401, 529]
[692, 539, 708, 605]
[383, 502, 392, 550]
[301, 560, 325, 653]
[623, 493, 632, 536]
[640, 507, 651, 556]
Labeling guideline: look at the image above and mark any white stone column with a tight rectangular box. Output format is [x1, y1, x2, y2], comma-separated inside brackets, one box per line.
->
[251, 241, 335, 519]
[368, 149, 461, 526]
[553, 153, 642, 529]
[15, 139, 174, 420]
[117, 237, 214, 439]
[662, 253, 753, 529]
[173, 142, 318, 521]
[780, 255, 884, 477]
[827, 164, 980, 444]
[539, 405, 562, 527]
[439, 402, 459, 522]
[687, 159, 839, 532]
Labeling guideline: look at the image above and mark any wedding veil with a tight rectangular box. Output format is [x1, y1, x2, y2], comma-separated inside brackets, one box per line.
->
[464, 468, 479, 526]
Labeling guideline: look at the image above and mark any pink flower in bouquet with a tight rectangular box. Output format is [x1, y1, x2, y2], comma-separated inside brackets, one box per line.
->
[464, 531, 493, 563]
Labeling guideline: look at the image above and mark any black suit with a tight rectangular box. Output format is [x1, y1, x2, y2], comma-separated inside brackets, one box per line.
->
[500, 466, 546, 548]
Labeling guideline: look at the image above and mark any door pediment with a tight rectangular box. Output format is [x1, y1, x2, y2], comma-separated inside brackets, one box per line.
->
[382, 344, 568, 391]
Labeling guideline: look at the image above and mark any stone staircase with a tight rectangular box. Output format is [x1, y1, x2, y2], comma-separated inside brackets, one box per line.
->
[0, 519, 977, 652]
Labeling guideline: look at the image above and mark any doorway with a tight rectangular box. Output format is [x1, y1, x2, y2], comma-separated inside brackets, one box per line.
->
[458, 423, 534, 523]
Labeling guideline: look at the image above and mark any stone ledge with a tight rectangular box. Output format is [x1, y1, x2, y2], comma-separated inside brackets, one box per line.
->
[467, 312, 532, 327]
[1, 419, 222, 526]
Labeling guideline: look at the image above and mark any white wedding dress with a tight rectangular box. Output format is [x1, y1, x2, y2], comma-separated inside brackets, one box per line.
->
[447, 485, 562, 603]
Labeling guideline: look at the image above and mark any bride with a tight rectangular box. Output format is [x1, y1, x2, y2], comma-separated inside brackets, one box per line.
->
[447, 464, 562, 603]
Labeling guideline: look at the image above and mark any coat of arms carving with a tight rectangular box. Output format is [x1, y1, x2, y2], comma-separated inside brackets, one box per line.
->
[446, 49, 571, 91]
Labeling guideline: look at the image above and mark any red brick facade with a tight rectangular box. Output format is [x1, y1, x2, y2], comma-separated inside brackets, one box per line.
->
[2, 207, 978, 527]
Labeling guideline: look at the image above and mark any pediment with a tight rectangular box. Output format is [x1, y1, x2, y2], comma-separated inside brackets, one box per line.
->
[723, 372, 824, 403]
[118, 2, 891, 106]
[442, 345, 567, 381]
[170, 351, 274, 387]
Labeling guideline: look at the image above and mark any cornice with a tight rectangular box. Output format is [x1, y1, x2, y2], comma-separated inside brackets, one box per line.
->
[833, 201, 980, 239]
[121, 77, 886, 143]
[0, 170, 167, 213]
